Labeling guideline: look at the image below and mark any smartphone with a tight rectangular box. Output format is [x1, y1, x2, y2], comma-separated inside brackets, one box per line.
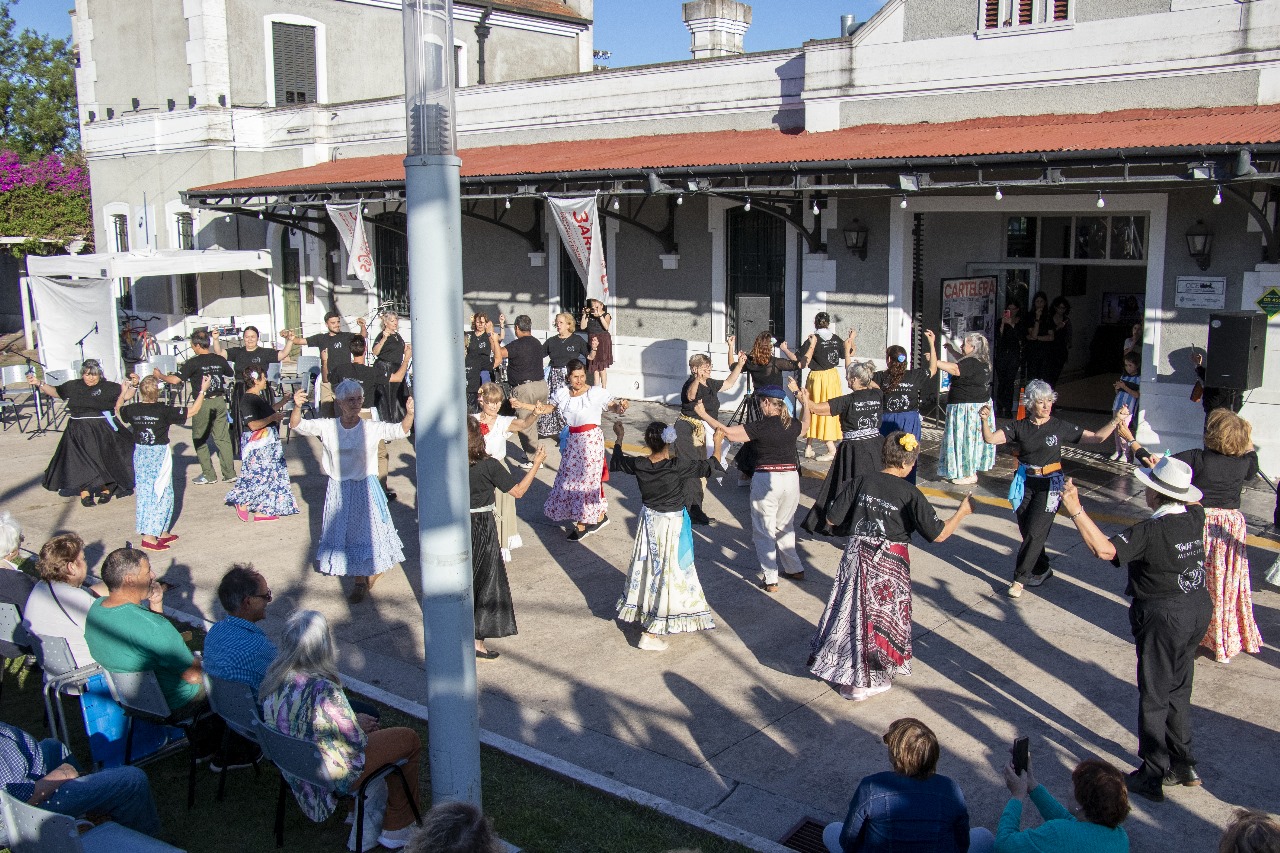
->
[1012, 736, 1029, 775]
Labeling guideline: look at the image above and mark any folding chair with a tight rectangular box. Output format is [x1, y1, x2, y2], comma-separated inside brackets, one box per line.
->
[0, 364, 37, 432]
[251, 718, 422, 849]
[103, 670, 210, 809]
[30, 633, 103, 748]
[204, 673, 264, 801]
[0, 789, 185, 853]
[40, 370, 72, 431]
[0, 602, 32, 706]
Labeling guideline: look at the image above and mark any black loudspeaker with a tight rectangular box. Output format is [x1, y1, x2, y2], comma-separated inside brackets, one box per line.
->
[735, 295, 773, 352]
[1205, 311, 1266, 390]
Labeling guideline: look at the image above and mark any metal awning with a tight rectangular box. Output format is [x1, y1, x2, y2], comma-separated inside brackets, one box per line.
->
[25, 248, 272, 279]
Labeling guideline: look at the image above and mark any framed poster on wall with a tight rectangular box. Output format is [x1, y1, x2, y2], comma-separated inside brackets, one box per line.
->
[939, 276, 997, 393]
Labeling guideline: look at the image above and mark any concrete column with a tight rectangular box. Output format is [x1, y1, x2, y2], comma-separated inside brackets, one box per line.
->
[682, 1, 751, 59]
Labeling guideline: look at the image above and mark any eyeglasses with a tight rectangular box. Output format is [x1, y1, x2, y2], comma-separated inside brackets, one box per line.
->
[250, 590, 273, 602]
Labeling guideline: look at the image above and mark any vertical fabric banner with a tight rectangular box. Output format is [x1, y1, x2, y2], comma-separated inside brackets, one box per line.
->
[327, 203, 377, 289]
[548, 195, 610, 303]
[28, 276, 124, 379]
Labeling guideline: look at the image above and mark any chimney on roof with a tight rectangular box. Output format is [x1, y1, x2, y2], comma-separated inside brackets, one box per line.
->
[682, 1, 751, 60]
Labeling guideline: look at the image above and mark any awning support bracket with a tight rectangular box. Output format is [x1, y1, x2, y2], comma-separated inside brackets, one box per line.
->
[1224, 183, 1279, 264]
[600, 195, 679, 255]
[461, 199, 545, 252]
[720, 195, 826, 254]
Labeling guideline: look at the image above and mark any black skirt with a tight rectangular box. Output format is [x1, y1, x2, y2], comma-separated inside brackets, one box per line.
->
[471, 511, 517, 640]
[800, 437, 882, 536]
[43, 416, 135, 497]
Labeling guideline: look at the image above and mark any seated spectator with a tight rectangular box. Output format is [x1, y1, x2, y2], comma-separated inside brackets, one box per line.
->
[203, 564, 277, 693]
[83, 548, 201, 714]
[261, 610, 421, 850]
[406, 801, 502, 853]
[823, 717, 990, 853]
[22, 533, 108, 669]
[995, 750, 1129, 852]
[0, 720, 161, 837]
[1220, 809, 1280, 853]
[0, 512, 35, 615]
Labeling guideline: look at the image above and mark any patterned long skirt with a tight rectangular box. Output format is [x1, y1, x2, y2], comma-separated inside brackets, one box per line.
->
[133, 444, 173, 537]
[544, 428, 607, 525]
[537, 367, 568, 438]
[808, 537, 913, 692]
[938, 401, 996, 480]
[805, 367, 843, 442]
[1201, 507, 1262, 662]
[315, 475, 405, 577]
[617, 508, 715, 636]
[224, 432, 299, 518]
[472, 510, 517, 639]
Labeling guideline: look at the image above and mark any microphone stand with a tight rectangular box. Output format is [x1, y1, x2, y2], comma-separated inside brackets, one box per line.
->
[74, 322, 99, 364]
[21, 354, 52, 438]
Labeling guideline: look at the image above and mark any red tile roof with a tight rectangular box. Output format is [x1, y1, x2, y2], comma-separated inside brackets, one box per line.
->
[189, 104, 1280, 194]
[489, 0, 589, 23]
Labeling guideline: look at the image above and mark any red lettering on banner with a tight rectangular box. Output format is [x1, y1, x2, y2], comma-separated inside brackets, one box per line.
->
[572, 211, 590, 223]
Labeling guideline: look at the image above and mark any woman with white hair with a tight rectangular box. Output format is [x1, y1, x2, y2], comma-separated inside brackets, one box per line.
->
[260, 610, 422, 849]
[800, 360, 884, 537]
[288, 379, 415, 602]
[117, 374, 210, 550]
[371, 311, 409, 422]
[225, 366, 299, 523]
[28, 360, 135, 507]
[981, 381, 1128, 599]
[0, 512, 35, 615]
[610, 419, 725, 651]
[926, 329, 995, 485]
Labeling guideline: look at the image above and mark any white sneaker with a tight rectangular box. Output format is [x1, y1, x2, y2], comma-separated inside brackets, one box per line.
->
[804, 446, 816, 458]
[378, 825, 417, 849]
[638, 633, 669, 651]
[952, 475, 978, 485]
[1006, 581, 1024, 598]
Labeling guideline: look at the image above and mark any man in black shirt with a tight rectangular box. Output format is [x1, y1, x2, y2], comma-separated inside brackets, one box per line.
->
[156, 330, 235, 485]
[499, 315, 547, 467]
[294, 310, 366, 416]
[1060, 458, 1213, 804]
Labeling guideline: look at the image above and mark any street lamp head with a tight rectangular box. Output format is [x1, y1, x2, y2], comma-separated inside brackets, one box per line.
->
[403, 0, 457, 158]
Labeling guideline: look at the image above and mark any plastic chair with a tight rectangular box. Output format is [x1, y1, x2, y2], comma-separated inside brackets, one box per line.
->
[0, 602, 32, 706]
[30, 633, 103, 747]
[204, 673, 263, 801]
[0, 789, 185, 853]
[251, 718, 422, 849]
[0, 364, 36, 432]
[103, 670, 209, 809]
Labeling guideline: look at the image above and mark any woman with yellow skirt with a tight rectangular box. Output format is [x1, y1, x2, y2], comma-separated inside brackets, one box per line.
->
[799, 314, 854, 462]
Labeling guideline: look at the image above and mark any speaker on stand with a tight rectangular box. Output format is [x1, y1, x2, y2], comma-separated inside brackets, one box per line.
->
[1204, 311, 1266, 391]
[729, 295, 773, 426]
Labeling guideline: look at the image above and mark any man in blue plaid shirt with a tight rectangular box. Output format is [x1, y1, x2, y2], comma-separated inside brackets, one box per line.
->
[203, 564, 277, 693]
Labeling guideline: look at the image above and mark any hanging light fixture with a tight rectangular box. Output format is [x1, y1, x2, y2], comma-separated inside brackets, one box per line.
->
[811, 198, 820, 216]
[744, 199, 752, 212]
[504, 197, 511, 209]
[899, 196, 908, 209]
[676, 193, 684, 205]
[994, 186, 1003, 201]
[1212, 185, 1222, 205]
[611, 196, 620, 211]
[1185, 219, 1214, 271]
[1095, 191, 1106, 209]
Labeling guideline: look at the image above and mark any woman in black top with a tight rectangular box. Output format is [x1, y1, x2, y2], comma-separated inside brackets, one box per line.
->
[1046, 297, 1073, 387]
[540, 312, 587, 438]
[465, 312, 500, 412]
[1023, 292, 1054, 383]
[799, 315, 854, 461]
[579, 299, 614, 389]
[214, 325, 282, 458]
[994, 300, 1023, 418]
[980, 380, 1127, 598]
[809, 432, 973, 700]
[675, 351, 746, 525]
[371, 312, 409, 421]
[117, 375, 208, 551]
[698, 381, 811, 592]
[224, 365, 300, 523]
[800, 360, 884, 536]
[733, 331, 801, 422]
[28, 360, 135, 506]
[927, 329, 995, 485]
[1120, 410, 1261, 663]
[610, 420, 725, 651]
[872, 337, 936, 485]
[467, 417, 546, 659]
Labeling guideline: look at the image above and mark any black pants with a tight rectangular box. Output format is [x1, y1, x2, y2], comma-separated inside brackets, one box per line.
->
[1129, 595, 1212, 779]
[994, 357, 1020, 417]
[1014, 486, 1056, 582]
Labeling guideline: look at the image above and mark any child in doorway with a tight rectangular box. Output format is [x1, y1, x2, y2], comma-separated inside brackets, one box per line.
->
[1111, 351, 1140, 461]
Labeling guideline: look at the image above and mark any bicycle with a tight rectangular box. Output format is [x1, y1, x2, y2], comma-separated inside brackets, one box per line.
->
[119, 312, 162, 362]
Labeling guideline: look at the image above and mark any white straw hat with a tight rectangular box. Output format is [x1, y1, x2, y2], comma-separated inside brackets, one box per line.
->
[1133, 456, 1202, 503]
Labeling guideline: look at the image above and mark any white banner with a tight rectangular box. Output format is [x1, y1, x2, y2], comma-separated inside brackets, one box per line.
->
[548, 195, 610, 303]
[28, 276, 123, 380]
[327, 204, 376, 289]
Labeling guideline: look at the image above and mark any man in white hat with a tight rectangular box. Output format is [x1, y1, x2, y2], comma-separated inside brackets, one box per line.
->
[1059, 457, 1212, 804]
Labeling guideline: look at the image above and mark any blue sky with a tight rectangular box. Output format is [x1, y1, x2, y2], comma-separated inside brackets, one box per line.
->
[14, 0, 889, 64]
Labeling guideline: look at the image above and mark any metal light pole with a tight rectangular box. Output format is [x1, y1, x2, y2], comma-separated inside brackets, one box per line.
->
[402, 0, 481, 806]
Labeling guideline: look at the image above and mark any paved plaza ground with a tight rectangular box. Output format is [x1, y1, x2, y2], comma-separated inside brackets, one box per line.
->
[3, 401, 1277, 851]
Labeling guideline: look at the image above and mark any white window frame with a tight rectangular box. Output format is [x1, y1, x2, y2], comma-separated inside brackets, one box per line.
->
[263, 14, 328, 107]
[975, 0, 1073, 37]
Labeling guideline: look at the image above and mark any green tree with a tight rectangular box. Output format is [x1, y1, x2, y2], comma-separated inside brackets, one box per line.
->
[0, 0, 78, 157]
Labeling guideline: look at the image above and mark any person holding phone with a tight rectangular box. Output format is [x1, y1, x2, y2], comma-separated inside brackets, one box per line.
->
[995, 744, 1131, 851]
[579, 299, 614, 389]
[807, 432, 974, 701]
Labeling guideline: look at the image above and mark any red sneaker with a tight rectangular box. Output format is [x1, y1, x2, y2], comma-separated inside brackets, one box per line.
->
[159, 534, 180, 544]
[140, 540, 170, 552]
[253, 515, 279, 522]
[235, 507, 250, 522]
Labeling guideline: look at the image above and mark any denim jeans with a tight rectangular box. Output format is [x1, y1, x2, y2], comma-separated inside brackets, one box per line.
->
[823, 822, 995, 853]
[41, 741, 161, 838]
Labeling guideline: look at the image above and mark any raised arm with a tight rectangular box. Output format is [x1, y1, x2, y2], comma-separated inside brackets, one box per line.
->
[1060, 478, 1117, 560]
[978, 404, 1008, 445]
[288, 389, 309, 430]
[390, 344, 413, 383]
[726, 335, 738, 369]
[401, 396, 415, 434]
[722, 351, 748, 392]
[114, 375, 138, 418]
[797, 334, 816, 369]
[844, 328, 857, 360]
[278, 330, 295, 360]
[1080, 406, 1127, 444]
[923, 329, 941, 377]
[210, 328, 226, 357]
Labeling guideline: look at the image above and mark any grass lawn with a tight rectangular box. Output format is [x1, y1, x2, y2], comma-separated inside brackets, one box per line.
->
[0, 658, 753, 853]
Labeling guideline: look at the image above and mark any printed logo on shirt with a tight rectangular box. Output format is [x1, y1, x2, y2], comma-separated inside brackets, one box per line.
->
[1178, 563, 1206, 593]
[137, 427, 156, 444]
[885, 395, 909, 413]
[857, 415, 878, 430]
[1045, 435, 1059, 447]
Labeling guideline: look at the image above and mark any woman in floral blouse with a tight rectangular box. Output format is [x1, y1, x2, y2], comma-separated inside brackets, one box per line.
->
[259, 610, 422, 849]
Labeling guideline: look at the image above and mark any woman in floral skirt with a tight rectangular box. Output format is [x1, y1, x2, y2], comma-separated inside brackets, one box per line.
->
[610, 419, 724, 651]
[225, 366, 300, 522]
[926, 329, 996, 485]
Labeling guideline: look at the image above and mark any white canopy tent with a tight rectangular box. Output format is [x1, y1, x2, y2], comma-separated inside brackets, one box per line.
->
[21, 249, 273, 377]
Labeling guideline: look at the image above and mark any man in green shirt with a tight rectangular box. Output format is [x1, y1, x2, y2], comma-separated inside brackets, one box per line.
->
[84, 547, 204, 712]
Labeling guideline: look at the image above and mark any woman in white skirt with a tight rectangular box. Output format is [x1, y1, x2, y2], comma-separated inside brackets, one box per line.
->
[473, 382, 539, 563]
[610, 419, 725, 651]
[288, 380, 414, 602]
[926, 329, 996, 485]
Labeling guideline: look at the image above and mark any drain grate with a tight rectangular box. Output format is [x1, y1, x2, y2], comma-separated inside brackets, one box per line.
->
[779, 817, 830, 853]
